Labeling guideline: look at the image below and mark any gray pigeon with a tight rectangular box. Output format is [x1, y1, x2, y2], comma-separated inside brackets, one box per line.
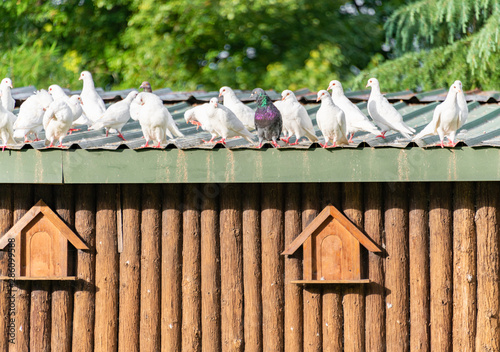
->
[251, 88, 282, 148]
[140, 81, 153, 93]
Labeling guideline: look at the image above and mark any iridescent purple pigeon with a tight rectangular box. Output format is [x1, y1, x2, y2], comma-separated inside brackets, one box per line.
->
[251, 88, 282, 148]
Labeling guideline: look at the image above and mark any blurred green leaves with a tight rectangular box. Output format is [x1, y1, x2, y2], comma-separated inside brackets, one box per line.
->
[0, 0, 404, 91]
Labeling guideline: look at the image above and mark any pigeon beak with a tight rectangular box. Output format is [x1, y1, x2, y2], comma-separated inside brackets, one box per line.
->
[316, 97, 320, 102]
[79, 77, 83, 81]
[219, 93, 222, 97]
[327, 85, 332, 90]
[458, 89, 462, 93]
[365, 83, 369, 88]
[8, 84, 13, 89]
[214, 102, 218, 107]
[281, 96, 286, 101]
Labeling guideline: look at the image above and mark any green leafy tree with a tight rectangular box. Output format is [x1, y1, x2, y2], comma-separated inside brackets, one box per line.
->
[351, 0, 500, 91]
[0, 0, 405, 91]
[109, 0, 405, 91]
[0, 0, 131, 89]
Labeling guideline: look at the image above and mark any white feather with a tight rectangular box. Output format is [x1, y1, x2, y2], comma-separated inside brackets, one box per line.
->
[366, 78, 415, 139]
[328, 80, 381, 138]
[413, 82, 462, 145]
[79, 71, 106, 123]
[316, 90, 348, 147]
[219, 86, 255, 130]
[275, 90, 318, 143]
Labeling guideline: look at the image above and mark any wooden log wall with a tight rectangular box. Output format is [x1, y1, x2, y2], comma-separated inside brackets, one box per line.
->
[0, 182, 498, 351]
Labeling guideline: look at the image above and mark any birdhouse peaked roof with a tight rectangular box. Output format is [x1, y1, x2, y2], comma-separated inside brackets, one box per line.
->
[0, 199, 88, 250]
[282, 204, 381, 255]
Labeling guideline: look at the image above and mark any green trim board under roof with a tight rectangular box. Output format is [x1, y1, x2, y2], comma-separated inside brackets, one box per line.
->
[1, 147, 499, 184]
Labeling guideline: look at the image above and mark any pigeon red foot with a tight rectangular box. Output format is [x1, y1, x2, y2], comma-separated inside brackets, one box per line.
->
[272, 140, 280, 148]
[376, 131, 387, 139]
[68, 128, 80, 135]
[117, 132, 127, 141]
[320, 142, 337, 148]
[202, 137, 217, 143]
[215, 138, 226, 145]
[281, 136, 291, 144]
[189, 120, 202, 130]
[348, 133, 354, 143]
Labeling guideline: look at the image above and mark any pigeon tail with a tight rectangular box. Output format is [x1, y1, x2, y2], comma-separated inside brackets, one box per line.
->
[303, 128, 319, 143]
[168, 123, 184, 138]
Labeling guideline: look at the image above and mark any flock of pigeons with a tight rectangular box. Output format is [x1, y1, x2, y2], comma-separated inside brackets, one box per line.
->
[0, 72, 468, 151]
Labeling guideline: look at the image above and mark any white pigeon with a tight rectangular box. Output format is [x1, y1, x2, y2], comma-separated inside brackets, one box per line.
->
[79, 71, 106, 124]
[89, 90, 138, 140]
[327, 80, 381, 142]
[205, 97, 254, 144]
[184, 104, 221, 142]
[48, 84, 86, 133]
[13, 89, 53, 142]
[454, 80, 468, 127]
[412, 82, 463, 147]
[0, 78, 15, 112]
[0, 92, 16, 151]
[132, 92, 184, 148]
[316, 90, 348, 148]
[366, 78, 415, 139]
[43, 99, 73, 147]
[219, 86, 255, 130]
[274, 89, 318, 144]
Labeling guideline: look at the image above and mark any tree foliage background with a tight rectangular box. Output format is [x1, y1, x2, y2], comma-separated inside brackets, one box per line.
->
[1, 0, 498, 92]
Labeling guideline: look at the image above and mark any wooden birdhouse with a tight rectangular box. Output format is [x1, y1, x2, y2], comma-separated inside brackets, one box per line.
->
[0, 199, 88, 280]
[282, 205, 381, 284]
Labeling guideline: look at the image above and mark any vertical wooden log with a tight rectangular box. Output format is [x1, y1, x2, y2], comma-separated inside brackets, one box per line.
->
[385, 182, 409, 352]
[321, 183, 343, 352]
[72, 185, 96, 352]
[94, 185, 118, 351]
[364, 183, 385, 352]
[220, 184, 244, 351]
[0, 186, 12, 351]
[200, 184, 220, 352]
[475, 182, 499, 351]
[429, 183, 453, 351]
[140, 185, 161, 351]
[11, 185, 32, 351]
[52, 186, 74, 352]
[452, 182, 476, 351]
[342, 183, 365, 352]
[182, 184, 201, 352]
[261, 183, 284, 351]
[161, 184, 182, 351]
[30, 186, 53, 352]
[242, 184, 262, 352]
[284, 183, 302, 352]
[409, 183, 430, 352]
[302, 183, 321, 352]
[117, 185, 140, 352]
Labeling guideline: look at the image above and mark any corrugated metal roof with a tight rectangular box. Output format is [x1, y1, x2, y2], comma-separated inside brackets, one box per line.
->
[8, 86, 500, 150]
